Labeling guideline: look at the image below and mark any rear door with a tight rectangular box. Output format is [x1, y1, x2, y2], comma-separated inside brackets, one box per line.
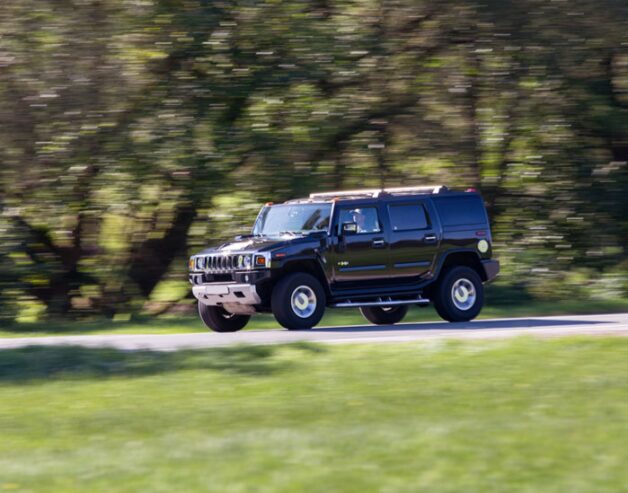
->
[387, 201, 439, 281]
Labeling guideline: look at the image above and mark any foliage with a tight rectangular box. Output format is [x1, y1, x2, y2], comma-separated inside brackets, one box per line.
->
[0, 0, 626, 321]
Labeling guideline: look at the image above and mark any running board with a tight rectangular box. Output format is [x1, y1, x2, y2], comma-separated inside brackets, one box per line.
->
[332, 297, 430, 308]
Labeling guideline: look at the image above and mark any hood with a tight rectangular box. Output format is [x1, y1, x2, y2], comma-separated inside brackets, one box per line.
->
[198, 233, 323, 255]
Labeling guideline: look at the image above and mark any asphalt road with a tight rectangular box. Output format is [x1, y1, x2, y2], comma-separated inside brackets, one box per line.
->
[1, 313, 628, 351]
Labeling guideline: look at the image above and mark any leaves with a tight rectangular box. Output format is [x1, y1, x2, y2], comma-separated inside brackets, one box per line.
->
[0, 0, 626, 320]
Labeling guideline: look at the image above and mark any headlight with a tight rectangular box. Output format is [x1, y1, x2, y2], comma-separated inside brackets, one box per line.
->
[236, 253, 270, 270]
[195, 257, 204, 270]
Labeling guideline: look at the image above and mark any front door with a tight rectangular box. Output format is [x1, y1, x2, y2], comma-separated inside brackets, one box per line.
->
[332, 204, 388, 287]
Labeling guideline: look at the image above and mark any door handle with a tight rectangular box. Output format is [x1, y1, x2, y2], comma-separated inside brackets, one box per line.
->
[372, 239, 386, 248]
[423, 234, 437, 243]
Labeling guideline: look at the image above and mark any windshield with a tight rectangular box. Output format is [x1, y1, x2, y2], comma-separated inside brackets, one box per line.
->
[253, 203, 332, 236]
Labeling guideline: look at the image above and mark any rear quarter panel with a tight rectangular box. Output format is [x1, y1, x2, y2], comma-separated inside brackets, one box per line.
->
[431, 194, 494, 261]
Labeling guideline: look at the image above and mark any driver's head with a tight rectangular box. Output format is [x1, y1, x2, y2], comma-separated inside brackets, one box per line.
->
[352, 209, 366, 228]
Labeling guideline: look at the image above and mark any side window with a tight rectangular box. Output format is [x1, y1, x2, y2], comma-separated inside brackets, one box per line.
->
[433, 196, 487, 226]
[338, 207, 381, 234]
[388, 203, 429, 231]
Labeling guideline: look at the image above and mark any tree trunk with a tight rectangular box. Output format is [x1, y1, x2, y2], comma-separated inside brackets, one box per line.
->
[128, 203, 198, 298]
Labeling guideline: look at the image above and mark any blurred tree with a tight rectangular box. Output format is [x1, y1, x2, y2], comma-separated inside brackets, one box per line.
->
[0, 0, 626, 321]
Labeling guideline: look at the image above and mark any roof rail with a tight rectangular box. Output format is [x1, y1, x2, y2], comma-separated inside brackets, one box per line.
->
[309, 189, 382, 200]
[382, 185, 448, 195]
[308, 185, 447, 200]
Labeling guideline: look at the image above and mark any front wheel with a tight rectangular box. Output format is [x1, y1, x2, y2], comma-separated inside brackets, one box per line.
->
[271, 273, 326, 330]
[359, 305, 409, 325]
[198, 302, 250, 332]
[433, 266, 484, 322]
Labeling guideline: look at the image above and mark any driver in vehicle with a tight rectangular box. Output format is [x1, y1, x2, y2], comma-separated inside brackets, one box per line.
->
[351, 208, 379, 234]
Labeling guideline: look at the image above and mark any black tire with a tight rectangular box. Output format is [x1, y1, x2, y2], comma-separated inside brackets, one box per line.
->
[359, 305, 409, 325]
[198, 302, 250, 332]
[271, 273, 326, 330]
[433, 266, 484, 322]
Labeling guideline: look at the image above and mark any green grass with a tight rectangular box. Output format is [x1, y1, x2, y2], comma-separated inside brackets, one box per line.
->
[2, 338, 628, 492]
[1, 297, 627, 338]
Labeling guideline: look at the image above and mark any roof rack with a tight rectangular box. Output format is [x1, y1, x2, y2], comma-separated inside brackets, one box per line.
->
[308, 185, 447, 200]
[308, 189, 383, 200]
[383, 186, 448, 196]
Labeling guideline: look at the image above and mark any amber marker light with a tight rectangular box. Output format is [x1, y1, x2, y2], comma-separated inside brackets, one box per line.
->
[254, 255, 266, 267]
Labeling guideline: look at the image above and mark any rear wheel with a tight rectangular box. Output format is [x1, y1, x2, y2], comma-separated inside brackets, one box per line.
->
[359, 305, 409, 325]
[433, 266, 484, 322]
[198, 302, 250, 332]
[271, 273, 326, 330]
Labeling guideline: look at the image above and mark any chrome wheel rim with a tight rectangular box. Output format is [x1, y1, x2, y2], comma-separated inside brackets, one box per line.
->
[220, 308, 235, 319]
[291, 285, 317, 318]
[451, 278, 476, 311]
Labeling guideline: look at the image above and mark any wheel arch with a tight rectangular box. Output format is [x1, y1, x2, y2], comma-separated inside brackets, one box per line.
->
[434, 250, 487, 282]
[278, 259, 330, 293]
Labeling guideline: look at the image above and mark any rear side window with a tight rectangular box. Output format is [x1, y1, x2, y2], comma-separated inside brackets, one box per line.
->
[433, 196, 487, 226]
[388, 203, 429, 231]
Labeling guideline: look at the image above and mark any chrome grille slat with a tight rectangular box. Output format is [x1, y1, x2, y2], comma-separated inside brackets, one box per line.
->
[200, 254, 240, 273]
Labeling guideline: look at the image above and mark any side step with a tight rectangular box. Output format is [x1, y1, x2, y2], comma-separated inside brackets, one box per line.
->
[332, 296, 430, 308]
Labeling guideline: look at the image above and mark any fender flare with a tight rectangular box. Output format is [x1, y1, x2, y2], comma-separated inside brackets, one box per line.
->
[432, 248, 484, 280]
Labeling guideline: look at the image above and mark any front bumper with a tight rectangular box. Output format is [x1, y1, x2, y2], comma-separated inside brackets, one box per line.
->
[189, 269, 271, 286]
[481, 259, 500, 282]
[192, 283, 261, 306]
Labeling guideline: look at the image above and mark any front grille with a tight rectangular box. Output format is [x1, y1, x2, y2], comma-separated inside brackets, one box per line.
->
[197, 254, 238, 273]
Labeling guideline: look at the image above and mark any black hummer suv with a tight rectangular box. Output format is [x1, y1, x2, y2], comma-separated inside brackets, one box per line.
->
[189, 186, 499, 332]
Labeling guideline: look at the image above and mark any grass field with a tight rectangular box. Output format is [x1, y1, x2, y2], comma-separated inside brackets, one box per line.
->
[2, 298, 628, 338]
[2, 337, 628, 492]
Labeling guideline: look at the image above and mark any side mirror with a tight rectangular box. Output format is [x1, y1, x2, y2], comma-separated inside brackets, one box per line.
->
[342, 222, 358, 235]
